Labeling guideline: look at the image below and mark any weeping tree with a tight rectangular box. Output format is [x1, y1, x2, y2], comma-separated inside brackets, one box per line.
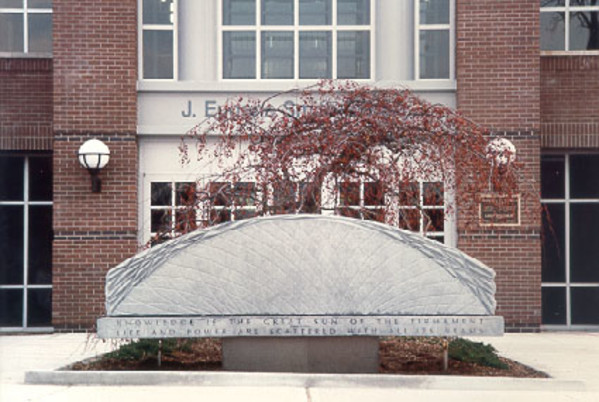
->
[162, 80, 521, 241]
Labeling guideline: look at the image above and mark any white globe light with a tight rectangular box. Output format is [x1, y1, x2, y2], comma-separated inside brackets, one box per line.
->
[78, 139, 110, 170]
[486, 138, 516, 166]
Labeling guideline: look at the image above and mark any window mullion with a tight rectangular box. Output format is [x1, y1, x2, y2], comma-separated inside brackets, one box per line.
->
[23, 0, 28, 53]
[564, 154, 572, 326]
[22, 157, 29, 328]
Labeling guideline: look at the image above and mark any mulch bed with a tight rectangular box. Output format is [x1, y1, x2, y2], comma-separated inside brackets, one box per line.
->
[70, 337, 548, 378]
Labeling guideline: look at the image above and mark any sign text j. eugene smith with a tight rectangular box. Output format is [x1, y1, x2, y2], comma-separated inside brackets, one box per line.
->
[97, 315, 504, 339]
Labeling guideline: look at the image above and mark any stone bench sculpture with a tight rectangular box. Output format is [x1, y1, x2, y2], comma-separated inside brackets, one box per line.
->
[97, 214, 503, 372]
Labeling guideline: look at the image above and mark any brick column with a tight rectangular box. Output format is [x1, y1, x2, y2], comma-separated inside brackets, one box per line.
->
[52, 0, 138, 330]
[456, 0, 542, 331]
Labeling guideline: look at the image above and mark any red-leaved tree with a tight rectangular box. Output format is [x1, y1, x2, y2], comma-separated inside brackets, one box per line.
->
[164, 81, 522, 241]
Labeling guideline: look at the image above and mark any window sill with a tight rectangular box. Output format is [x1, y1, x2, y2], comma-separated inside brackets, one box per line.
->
[541, 50, 599, 57]
[0, 52, 52, 59]
[138, 79, 457, 93]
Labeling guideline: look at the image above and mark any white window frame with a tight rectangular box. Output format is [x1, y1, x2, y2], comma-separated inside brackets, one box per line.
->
[540, 0, 599, 54]
[139, 0, 178, 81]
[0, 0, 52, 57]
[218, 0, 375, 81]
[541, 152, 599, 330]
[414, 0, 455, 81]
[0, 155, 53, 332]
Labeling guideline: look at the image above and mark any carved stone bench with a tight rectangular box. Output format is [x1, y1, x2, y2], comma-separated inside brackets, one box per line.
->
[97, 215, 503, 373]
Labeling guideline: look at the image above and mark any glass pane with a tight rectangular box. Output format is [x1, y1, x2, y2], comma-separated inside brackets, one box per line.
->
[399, 182, 419, 206]
[570, 154, 599, 199]
[0, 289, 23, 327]
[261, 31, 293, 79]
[0, 156, 24, 201]
[234, 209, 258, 220]
[571, 287, 599, 325]
[262, 0, 293, 25]
[271, 181, 296, 213]
[298, 182, 320, 213]
[419, 29, 449, 79]
[542, 203, 566, 282]
[223, 0, 256, 25]
[29, 13, 52, 52]
[210, 182, 232, 206]
[143, 30, 173, 79]
[28, 206, 52, 285]
[0, 206, 24, 285]
[570, 12, 599, 50]
[337, 0, 370, 25]
[337, 31, 370, 79]
[233, 182, 256, 206]
[419, 0, 449, 25]
[0, 13, 24, 52]
[424, 209, 444, 232]
[175, 182, 195, 206]
[540, 0, 565, 7]
[423, 182, 443, 206]
[340, 182, 360, 206]
[223, 31, 256, 78]
[175, 209, 197, 233]
[151, 182, 171, 206]
[364, 182, 384, 206]
[542, 287, 566, 325]
[299, 31, 331, 78]
[363, 208, 385, 223]
[398, 209, 420, 231]
[541, 154, 565, 199]
[299, 0, 331, 25]
[151, 209, 171, 233]
[29, 0, 52, 8]
[27, 288, 52, 327]
[143, 0, 174, 25]
[210, 208, 231, 224]
[29, 156, 53, 201]
[0, 1, 23, 7]
[338, 207, 361, 219]
[540, 12, 565, 50]
[570, 204, 599, 282]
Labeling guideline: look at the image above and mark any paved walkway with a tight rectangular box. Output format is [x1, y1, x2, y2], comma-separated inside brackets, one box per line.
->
[1, 332, 598, 401]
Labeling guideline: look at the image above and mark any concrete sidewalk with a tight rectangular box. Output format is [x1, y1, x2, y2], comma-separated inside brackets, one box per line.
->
[1, 332, 598, 401]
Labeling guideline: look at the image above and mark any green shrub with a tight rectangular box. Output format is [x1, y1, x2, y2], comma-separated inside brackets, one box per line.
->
[104, 339, 189, 361]
[448, 338, 508, 370]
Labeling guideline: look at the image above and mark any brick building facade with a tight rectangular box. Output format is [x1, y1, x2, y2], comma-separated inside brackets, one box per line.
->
[1, 0, 598, 332]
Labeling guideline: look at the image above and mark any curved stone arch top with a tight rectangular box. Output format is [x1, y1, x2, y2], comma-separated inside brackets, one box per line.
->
[106, 215, 497, 316]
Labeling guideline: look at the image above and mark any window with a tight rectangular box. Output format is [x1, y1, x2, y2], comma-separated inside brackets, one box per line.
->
[208, 181, 259, 223]
[541, 0, 599, 52]
[141, 0, 177, 79]
[0, 154, 53, 329]
[396, 181, 445, 242]
[0, 0, 52, 54]
[150, 181, 196, 241]
[220, 0, 372, 79]
[270, 181, 321, 214]
[415, 0, 452, 79]
[337, 180, 385, 222]
[541, 154, 599, 327]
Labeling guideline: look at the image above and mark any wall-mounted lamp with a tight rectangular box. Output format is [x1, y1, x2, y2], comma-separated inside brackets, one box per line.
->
[78, 139, 110, 193]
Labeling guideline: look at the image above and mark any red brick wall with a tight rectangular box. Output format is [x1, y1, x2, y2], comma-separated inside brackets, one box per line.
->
[456, 0, 542, 331]
[53, 1, 137, 133]
[541, 56, 599, 148]
[0, 58, 53, 150]
[52, 0, 138, 329]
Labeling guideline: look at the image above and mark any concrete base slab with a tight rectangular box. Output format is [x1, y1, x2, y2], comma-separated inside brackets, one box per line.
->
[222, 337, 379, 373]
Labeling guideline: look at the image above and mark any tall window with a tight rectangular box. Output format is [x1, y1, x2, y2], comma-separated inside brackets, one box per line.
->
[541, 154, 599, 327]
[0, 0, 52, 54]
[416, 0, 452, 80]
[141, 0, 177, 79]
[221, 0, 373, 79]
[541, 0, 599, 51]
[0, 155, 53, 330]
